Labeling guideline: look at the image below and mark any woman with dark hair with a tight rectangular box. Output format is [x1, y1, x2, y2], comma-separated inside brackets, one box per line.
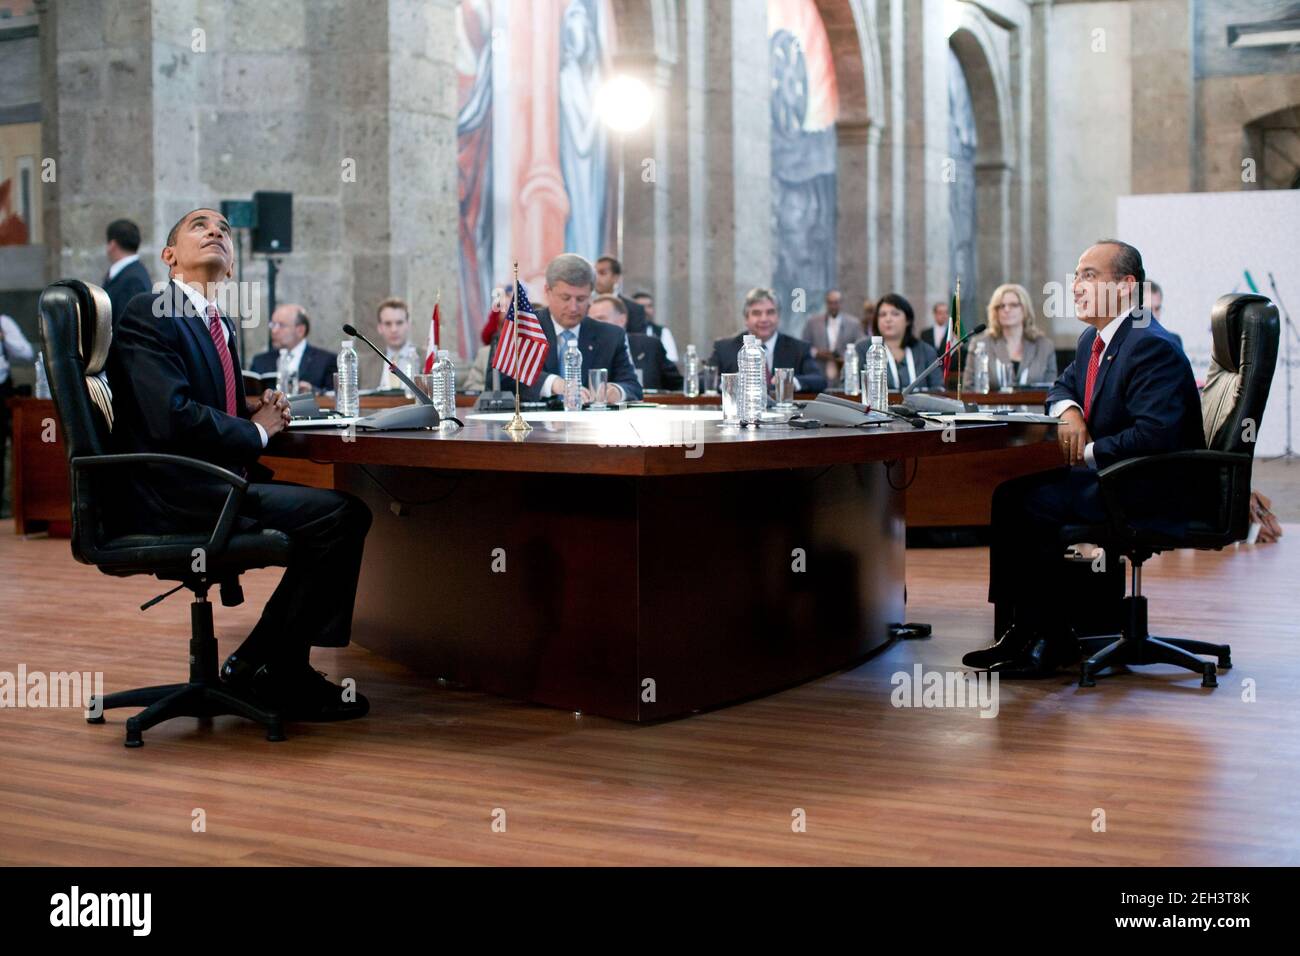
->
[853, 293, 943, 391]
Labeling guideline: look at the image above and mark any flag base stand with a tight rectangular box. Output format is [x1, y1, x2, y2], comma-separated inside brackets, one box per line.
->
[503, 412, 532, 436]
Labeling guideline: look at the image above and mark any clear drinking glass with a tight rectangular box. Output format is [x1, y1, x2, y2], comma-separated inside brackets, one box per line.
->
[588, 368, 610, 409]
[701, 364, 720, 395]
[414, 373, 435, 402]
[995, 359, 1015, 392]
[772, 367, 795, 409]
[720, 372, 741, 424]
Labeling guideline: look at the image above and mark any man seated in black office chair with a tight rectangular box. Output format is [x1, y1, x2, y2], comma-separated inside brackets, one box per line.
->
[963, 240, 1204, 678]
[108, 207, 372, 719]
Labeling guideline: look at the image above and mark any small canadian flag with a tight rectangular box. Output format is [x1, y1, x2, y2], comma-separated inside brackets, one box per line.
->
[423, 300, 441, 373]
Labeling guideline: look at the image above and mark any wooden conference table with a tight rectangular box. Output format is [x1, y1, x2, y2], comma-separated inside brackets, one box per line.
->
[271, 406, 1052, 720]
[8, 389, 1058, 534]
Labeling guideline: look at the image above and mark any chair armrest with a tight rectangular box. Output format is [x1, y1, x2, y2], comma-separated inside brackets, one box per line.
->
[1096, 450, 1251, 536]
[71, 453, 249, 556]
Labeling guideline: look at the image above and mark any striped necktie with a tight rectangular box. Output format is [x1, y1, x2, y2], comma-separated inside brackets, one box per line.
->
[205, 304, 239, 416]
[1083, 334, 1105, 419]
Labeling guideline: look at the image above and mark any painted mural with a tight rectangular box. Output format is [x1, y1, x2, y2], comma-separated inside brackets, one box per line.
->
[768, 0, 839, 334]
[455, 0, 617, 355]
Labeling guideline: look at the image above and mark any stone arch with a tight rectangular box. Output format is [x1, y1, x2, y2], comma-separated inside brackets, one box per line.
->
[1244, 103, 1300, 190]
[948, 11, 1015, 318]
[811, 0, 886, 309]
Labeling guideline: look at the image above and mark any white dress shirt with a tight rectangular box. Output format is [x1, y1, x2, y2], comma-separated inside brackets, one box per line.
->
[0, 313, 36, 385]
[279, 338, 307, 377]
[1048, 308, 1130, 469]
[825, 314, 842, 350]
[107, 253, 140, 282]
[173, 279, 267, 448]
[658, 326, 679, 363]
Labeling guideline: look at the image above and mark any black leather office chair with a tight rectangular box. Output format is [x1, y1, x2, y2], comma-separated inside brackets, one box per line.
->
[1067, 294, 1280, 688]
[39, 279, 291, 746]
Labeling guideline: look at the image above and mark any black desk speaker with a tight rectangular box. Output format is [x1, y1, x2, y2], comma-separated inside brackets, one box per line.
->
[251, 191, 292, 253]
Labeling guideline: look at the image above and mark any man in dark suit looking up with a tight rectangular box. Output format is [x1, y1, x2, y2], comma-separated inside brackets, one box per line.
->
[102, 218, 153, 323]
[708, 288, 828, 394]
[108, 207, 373, 720]
[589, 293, 682, 391]
[489, 253, 643, 403]
[250, 303, 338, 392]
[963, 240, 1204, 678]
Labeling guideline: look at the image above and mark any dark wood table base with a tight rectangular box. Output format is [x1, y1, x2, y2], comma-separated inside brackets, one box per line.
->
[340, 460, 905, 721]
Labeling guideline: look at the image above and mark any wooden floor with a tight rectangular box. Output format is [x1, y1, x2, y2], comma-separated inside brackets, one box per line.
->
[1, 526, 1297, 866]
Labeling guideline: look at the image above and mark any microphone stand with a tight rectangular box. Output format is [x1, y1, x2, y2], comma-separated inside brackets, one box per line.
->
[898, 322, 989, 405]
[1268, 272, 1297, 460]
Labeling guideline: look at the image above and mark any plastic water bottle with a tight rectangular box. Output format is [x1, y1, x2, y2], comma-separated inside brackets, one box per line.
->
[842, 341, 861, 396]
[864, 336, 888, 411]
[738, 333, 766, 425]
[971, 340, 991, 393]
[684, 344, 700, 397]
[562, 338, 583, 410]
[431, 349, 455, 423]
[276, 348, 293, 394]
[336, 339, 359, 416]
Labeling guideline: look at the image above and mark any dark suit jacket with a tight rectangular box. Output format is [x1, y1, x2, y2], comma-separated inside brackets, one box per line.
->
[628, 331, 682, 391]
[250, 343, 338, 390]
[708, 332, 828, 394]
[488, 308, 643, 402]
[920, 326, 953, 354]
[620, 295, 649, 335]
[103, 259, 153, 324]
[1047, 312, 1203, 471]
[107, 281, 266, 532]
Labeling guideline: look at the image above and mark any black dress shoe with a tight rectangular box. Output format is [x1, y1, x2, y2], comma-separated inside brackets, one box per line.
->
[220, 652, 262, 689]
[281, 668, 370, 722]
[989, 634, 1082, 679]
[962, 625, 1036, 669]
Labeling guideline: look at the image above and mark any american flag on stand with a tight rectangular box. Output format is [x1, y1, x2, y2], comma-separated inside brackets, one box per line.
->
[491, 280, 549, 386]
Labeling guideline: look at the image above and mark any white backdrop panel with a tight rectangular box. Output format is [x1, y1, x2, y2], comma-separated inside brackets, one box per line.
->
[1117, 191, 1300, 458]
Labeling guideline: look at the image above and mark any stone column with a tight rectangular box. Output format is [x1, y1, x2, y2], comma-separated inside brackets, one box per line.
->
[901, 0, 949, 314]
[701, 0, 772, 339]
[39, 0, 156, 284]
[1130, 0, 1193, 194]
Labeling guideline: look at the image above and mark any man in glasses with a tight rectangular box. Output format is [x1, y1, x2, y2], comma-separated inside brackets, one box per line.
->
[963, 240, 1203, 678]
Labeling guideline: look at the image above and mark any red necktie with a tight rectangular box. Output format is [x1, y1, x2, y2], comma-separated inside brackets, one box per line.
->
[1082, 334, 1105, 419]
[205, 304, 239, 416]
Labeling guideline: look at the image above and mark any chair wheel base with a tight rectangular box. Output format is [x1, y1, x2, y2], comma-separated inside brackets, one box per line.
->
[93, 682, 286, 749]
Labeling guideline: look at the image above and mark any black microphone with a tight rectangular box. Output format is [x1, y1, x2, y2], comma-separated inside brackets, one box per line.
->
[341, 323, 433, 405]
[900, 322, 988, 396]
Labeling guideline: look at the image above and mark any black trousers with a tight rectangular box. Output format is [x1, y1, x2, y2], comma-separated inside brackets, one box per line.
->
[236, 482, 372, 666]
[988, 467, 1106, 624]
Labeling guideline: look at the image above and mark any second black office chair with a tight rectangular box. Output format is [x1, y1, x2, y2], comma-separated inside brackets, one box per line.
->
[1063, 294, 1279, 688]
